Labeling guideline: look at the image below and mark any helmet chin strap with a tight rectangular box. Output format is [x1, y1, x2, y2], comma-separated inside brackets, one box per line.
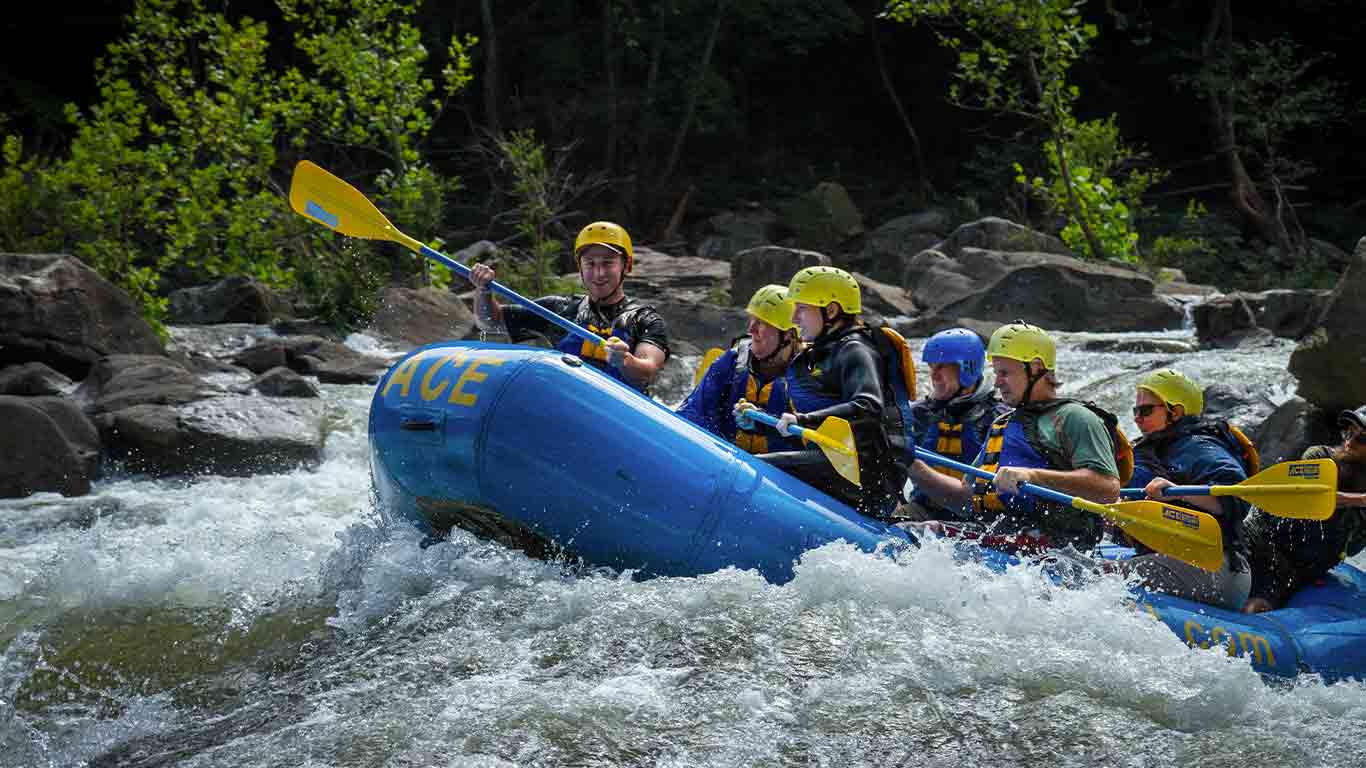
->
[756, 331, 798, 365]
[1020, 361, 1045, 404]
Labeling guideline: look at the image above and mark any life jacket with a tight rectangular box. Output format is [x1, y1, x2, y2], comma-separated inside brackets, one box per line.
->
[868, 324, 918, 452]
[908, 387, 1006, 495]
[974, 399, 1132, 547]
[557, 296, 650, 392]
[1132, 418, 1260, 479]
[727, 339, 798, 454]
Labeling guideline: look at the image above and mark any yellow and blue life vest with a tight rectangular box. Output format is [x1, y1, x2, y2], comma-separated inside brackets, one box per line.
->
[557, 296, 648, 392]
[676, 339, 799, 453]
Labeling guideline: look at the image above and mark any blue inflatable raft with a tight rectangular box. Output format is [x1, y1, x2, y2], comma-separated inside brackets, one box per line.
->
[369, 341, 1366, 682]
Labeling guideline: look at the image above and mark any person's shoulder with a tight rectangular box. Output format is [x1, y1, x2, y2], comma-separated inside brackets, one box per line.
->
[1054, 400, 1105, 425]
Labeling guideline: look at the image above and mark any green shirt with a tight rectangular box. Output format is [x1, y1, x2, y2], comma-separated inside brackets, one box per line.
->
[1031, 401, 1120, 478]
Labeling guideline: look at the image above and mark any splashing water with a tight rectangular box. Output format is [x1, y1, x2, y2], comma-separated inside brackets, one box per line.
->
[4, 327, 1365, 768]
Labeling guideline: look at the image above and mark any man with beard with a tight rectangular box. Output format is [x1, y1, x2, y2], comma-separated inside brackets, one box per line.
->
[677, 284, 803, 453]
[1242, 405, 1366, 613]
[470, 221, 669, 394]
[900, 328, 1009, 522]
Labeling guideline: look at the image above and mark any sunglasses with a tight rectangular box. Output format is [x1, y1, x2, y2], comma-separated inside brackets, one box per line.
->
[1132, 403, 1165, 418]
[1343, 429, 1366, 446]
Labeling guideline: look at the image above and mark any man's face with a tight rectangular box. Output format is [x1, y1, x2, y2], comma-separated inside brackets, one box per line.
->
[748, 315, 784, 358]
[579, 246, 625, 302]
[791, 303, 825, 342]
[928, 363, 963, 401]
[991, 358, 1033, 407]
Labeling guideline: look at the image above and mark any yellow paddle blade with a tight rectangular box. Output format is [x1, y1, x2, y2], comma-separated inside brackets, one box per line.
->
[802, 416, 860, 488]
[289, 160, 423, 252]
[693, 348, 726, 387]
[1073, 496, 1225, 572]
[1211, 458, 1337, 521]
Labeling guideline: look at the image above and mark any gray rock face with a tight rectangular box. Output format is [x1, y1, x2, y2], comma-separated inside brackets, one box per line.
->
[367, 286, 477, 349]
[0, 395, 100, 498]
[903, 247, 1182, 333]
[1193, 289, 1331, 347]
[0, 253, 163, 378]
[730, 246, 829, 311]
[97, 396, 327, 478]
[246, 367, 320, 398]
[1289, 237, 1366, 412]
[167, 276, 290, 325]
[74, 354, 218, 415]
[230, 336, 392, 385]
[0, 362, 74, 396]
[1254, 396, 1336, 465]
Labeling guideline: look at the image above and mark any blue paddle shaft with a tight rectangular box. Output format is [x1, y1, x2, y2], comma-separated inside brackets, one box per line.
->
[1120, 486, 1210, 499]
[419, 244, 607, 346]
[914, 447, 1076, 508]
[746, 410, 797, 437]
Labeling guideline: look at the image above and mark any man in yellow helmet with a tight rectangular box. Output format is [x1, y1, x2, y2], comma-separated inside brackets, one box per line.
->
[1243, 405, 1366, 613]
[1124, 369, 1259, 609]
[739, 266, 913, 518]
[676, 285, 803, 453]
[908, 322, 1125, 550]
[470, 221, 669, 393]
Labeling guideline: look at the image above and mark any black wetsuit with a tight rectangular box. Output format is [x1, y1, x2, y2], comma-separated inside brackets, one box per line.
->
[1244, 445, 1366, 607]
[757, 324, 906, 518]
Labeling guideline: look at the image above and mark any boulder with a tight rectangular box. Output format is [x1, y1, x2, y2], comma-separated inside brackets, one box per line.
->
[694, 206, 780, 263]
[932, 217, 1071, 260]
[1288, 237, 1366, 411]
[367, 286, 477, 349]
[0, 395, 101, 498]
[904, 248, 1183, 333]
[230, 336, 392, 385]
[731, 246, 829, 310]
[97, 396, 328, 478]
[847, 211, 950, 284]
[1193, 289, 1331, 346]
[245, 366, 320, 398]
[778, 182, 865, 252]
[0, 362, 74, 396]
[166, 276, 290, 325]
[73, 354, 218, 415]
[1254, 397, 1336, 465]
[0, 254, 163, 379]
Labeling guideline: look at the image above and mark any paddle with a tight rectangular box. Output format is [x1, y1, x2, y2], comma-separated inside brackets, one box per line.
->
[743, 410, 861, 488]
[693, 347, 726, 387]
[1117, 458, 1337, 521]
[914, 447, 1224, 572]
[288, 160, 609, 351]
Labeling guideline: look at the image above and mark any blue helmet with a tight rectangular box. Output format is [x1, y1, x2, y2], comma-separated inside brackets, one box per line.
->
[922, 328, 986, 389]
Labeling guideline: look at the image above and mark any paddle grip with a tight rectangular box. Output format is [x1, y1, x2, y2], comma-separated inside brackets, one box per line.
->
[746, 409, 798, 437]
[914, 447, 1076, 508]
[419, 244, 608, 347]
[1119, 486, 1211, 500]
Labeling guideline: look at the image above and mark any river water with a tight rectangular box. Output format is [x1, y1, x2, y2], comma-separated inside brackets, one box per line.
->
[4, 323, 1365, 768]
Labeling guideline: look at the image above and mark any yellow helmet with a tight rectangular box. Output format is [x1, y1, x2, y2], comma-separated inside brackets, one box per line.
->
[987, 322, 1056, 370]
[787, 266, 861, 314]
[745, 284, 798, 331]
[574, 221, 634, 273]
[1138, 368, 1204, 416]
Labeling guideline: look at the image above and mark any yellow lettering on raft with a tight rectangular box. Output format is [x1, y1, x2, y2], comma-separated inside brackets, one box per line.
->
[1208, 626, 1235, 656]
[449, 358, 504, 406]
[381, 354, 425, 399]
[1238, 632, 1275, 666]
[419, 349, 467, 401]
[1184, 619, 1204, 648]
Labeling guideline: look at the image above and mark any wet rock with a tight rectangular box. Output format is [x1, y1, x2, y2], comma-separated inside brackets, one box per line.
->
[1289, 237, 1366, 412]
[1193, 289, 1330, 346]
[1079, 338, 1199, 354]
[166, 276, 290, 325]
[73, 355, 218, 415]
[0, 395, 100, 498]
[0, 362, 74, 396]
[246, 367, 320, 398]
[904, 247, 1182, 333]
[0, 253, 163, 379]
[731, 246, 829, 311]
[97, 395, 327, 478]
[1255, 396, 1336, 465]
[230, 336, 391, 385]
[367, 286, 477, 349]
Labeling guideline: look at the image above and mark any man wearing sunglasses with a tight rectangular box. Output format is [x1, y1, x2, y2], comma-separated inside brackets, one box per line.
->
[1242, 405, 1366, 613]
[1122, 369, 1260, 609]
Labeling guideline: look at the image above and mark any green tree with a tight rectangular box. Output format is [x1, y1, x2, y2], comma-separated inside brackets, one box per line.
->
[886, 0, 1150, 260]
[11, 0, 475, 331]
